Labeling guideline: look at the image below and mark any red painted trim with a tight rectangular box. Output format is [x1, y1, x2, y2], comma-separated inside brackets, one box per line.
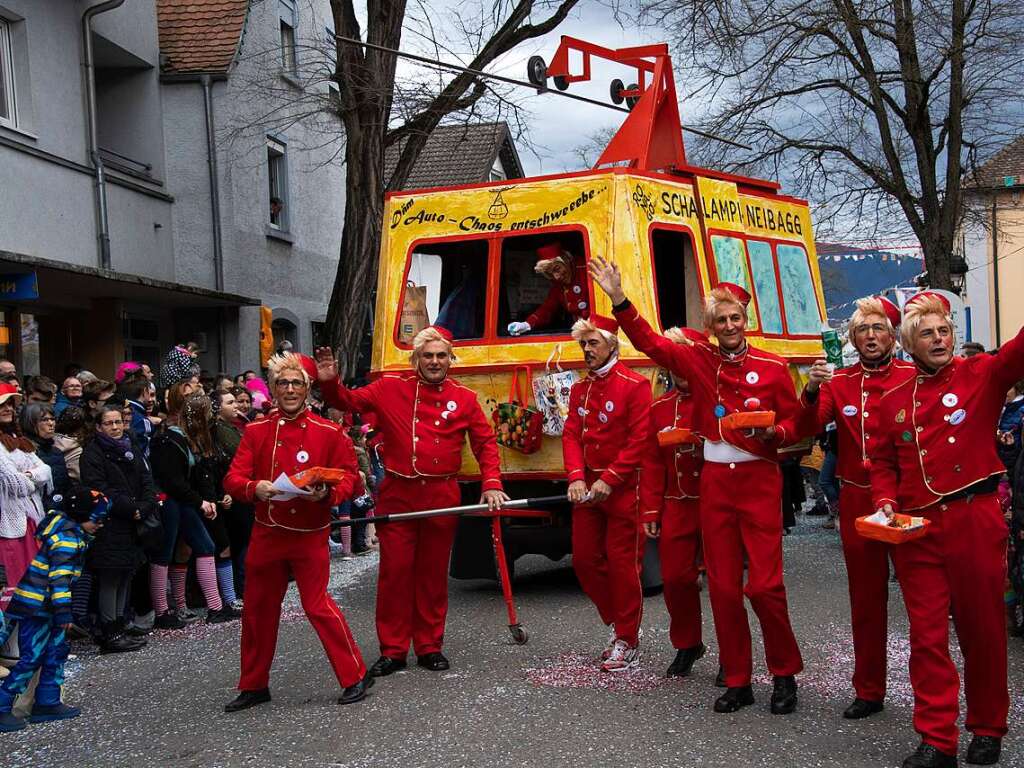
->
[645, 222, 703, 332]
[737, 185, 811, 208]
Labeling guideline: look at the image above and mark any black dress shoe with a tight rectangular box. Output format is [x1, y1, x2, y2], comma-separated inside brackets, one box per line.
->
[369, 656, 407, 677]
[416, 652, 450, 671]
[713, 685, 755, 713]
[770, 675, 798, 715]
[843, 698, 884, 719]
[224, 688, 271, 713]
[902, 742, 958, 768]
[338, 674, 374, 705]
[715, 665, 726, 688]
[965, 736, 1001, 765]
[666, 643, 706, 677]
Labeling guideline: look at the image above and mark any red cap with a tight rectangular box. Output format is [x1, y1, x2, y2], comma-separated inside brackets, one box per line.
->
[590, 314, 619, 335]
[904, 291, 951, 315]
[0, 383, 20, 405]
[714, 282, 752, 307]
[535, 243, 563, 262]
[877, 296, 901, 328]
[296, 353, 318, 383]
[430, 325, 454, 343]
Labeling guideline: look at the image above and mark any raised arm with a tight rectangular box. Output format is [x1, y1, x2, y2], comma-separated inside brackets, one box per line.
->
[315, 346, 380, 414]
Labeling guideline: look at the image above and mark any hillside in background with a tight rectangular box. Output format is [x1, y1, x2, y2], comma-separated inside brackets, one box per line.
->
[816, 242, 923, 321]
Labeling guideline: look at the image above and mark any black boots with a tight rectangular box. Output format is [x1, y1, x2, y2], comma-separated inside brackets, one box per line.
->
[902, 742, 958, 768]
[369, 656, 407, 677]
[99, 621, 146, 654]
[770, 675, 798, 715]
[713, 685, 755, 713]
[416, 652, 450, 671]
[224, 688, 271, 713]
[965, 736, 1001, 766]
[843, 698, 884, 719]
[665, 643, 706, 678]
[338, 674, 374, 705]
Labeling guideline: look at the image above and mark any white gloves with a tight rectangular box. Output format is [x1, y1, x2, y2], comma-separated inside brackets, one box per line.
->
[507, 321, 532, 336]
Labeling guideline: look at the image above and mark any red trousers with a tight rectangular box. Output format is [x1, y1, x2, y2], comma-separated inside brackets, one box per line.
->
[700, 460, 802, 687]
[838, 483, 890, 702]
[660, 497, 702, 649]
[572, 473, 644, 646]
[239, 524, 366, 691]
[891, 493, 1009, 754]
[375, 476, 461, 658]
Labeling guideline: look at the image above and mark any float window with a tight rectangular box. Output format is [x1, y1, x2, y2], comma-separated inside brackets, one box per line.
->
[710, 235, 759, 331]
[747, 240, 784, 334]
[403, 239, 489, 342]
[497, 231, 588, 338]
[776, 244, 821, 334]
[650, 228, 702, 332]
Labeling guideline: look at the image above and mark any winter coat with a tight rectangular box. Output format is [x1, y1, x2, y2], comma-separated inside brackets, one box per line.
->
[998, 396, 1024, 472]
[0, 444, 51, 540]
[79, 438, 152, 570]
[53, 393, 83, 419]
[150, 428, 217, 506]
[30, 437, 70, 505]
[55, 434, 83, 481]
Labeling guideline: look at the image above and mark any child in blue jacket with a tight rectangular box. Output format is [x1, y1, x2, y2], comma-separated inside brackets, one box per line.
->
[0, 488, 108, 732]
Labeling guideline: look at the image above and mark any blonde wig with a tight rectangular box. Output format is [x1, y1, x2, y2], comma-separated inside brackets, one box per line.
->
[571, 318, 619, 352]
[534, 252, 572, 281]
[900, 295, 955, 352]
[850, 297, 893, 333]
[410, 326, 455, 365]
[702, 287, 747, 330]
[266, 352, 309, 388]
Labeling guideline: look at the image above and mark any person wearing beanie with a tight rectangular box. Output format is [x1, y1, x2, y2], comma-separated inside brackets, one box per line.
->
[779, 296, 914, 721]
[563, 314, 652, 673]
[640, 327, 707, 678]
[0, 488, 108, 732]
[869, 293, 1023, 768]
[223, 352, 372, 712]
[316, 327, 507, 677]
[591, 254, 803, 716]
[507, 242, 590, 336]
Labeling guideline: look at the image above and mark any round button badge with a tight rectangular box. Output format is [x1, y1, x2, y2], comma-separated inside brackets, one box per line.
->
[296, 450, 309, 464]
[743, 397, 761, 410]
[598, 412, 608, 424]
[942, 393, 958, 408]
[714, 404, 727, 418]
[604, 401, 615, 413]
[949, 408, 966, 426]
[578, 301, 588, 311]
[842, 405, 858, 417]
[446, 400, 457, 412]
[573, 285, 582, 294]
[745, 371, 759, 385]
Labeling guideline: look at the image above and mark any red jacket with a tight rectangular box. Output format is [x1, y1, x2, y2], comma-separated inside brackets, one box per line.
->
[783, 358, 916, 488]
[615, 302, 799, 461]
[526, 254, 590, 330]
[224, 408, 359, 532]
[871, 326, 1024, 513]
[640, 390, 703, 522]
[320, 371, 503, 490]
[562, 360, 652, 489]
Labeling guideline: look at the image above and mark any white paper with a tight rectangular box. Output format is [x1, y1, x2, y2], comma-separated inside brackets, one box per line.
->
[271, 472, 314, 501]
[863, 510, 889, 525]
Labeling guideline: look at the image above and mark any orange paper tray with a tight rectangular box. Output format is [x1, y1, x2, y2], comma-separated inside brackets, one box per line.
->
[290, 467, 348, 488]
[855, 514, 931, 544]
[657, 428, 701, 448]
[720, 410, 775, 430]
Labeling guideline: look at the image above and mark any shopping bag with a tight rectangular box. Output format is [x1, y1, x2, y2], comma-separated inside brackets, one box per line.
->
[532, 344, 578, 437]
[398, 281, 430, 344]
[493, 365, 544, 454]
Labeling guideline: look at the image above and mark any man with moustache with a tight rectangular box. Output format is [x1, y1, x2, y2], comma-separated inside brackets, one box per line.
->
[590, 254, 802, 715]
[316, 326, 508, 676]
[871, 293, 1023, 768]
[562, 314, 652, 672]
[782, 296, 914, 719]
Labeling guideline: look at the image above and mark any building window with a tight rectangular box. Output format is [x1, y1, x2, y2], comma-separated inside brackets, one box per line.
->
[0, 18, 17, 128]
[710, 235, 760, 332]
[776, 244, 821, 334]
[498, 231, 587, 338]
[650, 227, 701, 332]
[401, 239, 489, 342]
[267, 137, 289, 230]
[279, 0, 298, 75]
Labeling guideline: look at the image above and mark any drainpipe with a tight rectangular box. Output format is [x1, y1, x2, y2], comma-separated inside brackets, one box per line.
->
[200, 75, 227, 371]
[991, 195, 1001, 346]
[82, 0, 125, 270]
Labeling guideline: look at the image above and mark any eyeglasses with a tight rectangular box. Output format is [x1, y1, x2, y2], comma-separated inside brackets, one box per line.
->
[101, 420, 123, 427]
[64, 384, 83, 390]
[853, 323, 889, 336]
[275, 379, 307, 390]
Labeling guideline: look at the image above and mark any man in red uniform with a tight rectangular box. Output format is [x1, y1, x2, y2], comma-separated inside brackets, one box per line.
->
[316, 326, 508, 676]
[590, 255, 802, 714]
[871, 293, 1021, 768]
[507, 242, 590, 336]
[563, 314, 652, 672]
[782, 296, 914, 719]
[640, 326, 706, 677]
[223, 352, 371, 712]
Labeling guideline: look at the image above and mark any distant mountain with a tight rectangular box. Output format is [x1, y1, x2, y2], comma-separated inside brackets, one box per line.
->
[815, 242, 923, 321]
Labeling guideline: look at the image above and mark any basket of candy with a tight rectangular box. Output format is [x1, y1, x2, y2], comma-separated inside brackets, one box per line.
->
[855, 511, 931, 544]
[656, 427, 702, 448]
[720, 410, 775, 431]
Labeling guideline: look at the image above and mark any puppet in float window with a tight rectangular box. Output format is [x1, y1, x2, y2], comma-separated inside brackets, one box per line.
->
[505, 237, 589, 337]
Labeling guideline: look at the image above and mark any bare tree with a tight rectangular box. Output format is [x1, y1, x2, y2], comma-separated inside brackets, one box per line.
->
[323, 0, 579, 376]
[624, 0, 1024, 289]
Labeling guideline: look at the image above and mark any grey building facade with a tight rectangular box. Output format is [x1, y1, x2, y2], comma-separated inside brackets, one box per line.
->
[0, 0, 343, 379]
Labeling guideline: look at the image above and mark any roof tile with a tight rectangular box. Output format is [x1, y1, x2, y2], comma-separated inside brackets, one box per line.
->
[156, 0, 249, 75]
[968, 135, 1024, 189]
[384, 122, 523, 190]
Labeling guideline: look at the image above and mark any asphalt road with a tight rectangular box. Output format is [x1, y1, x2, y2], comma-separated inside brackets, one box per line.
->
[5, 515, 1022, 768]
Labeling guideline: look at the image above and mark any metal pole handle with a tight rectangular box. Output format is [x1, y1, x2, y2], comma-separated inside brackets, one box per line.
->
[330, 494, 568, 527]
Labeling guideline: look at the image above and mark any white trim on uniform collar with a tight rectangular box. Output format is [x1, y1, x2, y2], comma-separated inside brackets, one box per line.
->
[594, 355, 619, 378]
